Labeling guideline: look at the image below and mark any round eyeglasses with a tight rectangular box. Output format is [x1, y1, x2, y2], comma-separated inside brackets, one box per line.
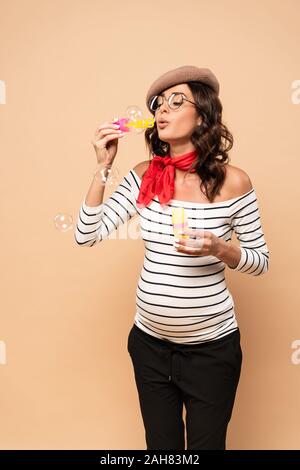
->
[149, 92, 198, 113]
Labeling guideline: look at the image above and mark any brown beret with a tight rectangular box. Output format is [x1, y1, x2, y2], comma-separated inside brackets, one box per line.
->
[146, 65, 220, 113]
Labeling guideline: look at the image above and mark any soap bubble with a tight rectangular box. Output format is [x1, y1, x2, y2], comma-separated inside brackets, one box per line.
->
[125, 105, 146, 135]
[125, 105, 143, 121]
[54, 213, 74, 232]
[93, 164, 120, 186]
[112, 105, 154, 136]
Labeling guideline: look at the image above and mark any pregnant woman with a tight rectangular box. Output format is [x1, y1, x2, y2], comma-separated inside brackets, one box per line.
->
[75, 66, 270, 450]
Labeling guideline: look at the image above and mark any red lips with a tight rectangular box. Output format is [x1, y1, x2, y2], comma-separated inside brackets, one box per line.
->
[157, 118, 170, 128]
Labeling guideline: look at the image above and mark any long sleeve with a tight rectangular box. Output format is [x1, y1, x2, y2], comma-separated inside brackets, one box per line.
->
[228, 188, 270, 275]
[74, 169, 139, 247]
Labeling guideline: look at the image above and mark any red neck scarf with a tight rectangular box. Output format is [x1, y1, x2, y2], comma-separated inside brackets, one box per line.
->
[136, 149, 198, 209]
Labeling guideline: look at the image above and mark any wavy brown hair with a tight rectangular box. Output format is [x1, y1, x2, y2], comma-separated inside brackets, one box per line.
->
[144, 81, 234, 203]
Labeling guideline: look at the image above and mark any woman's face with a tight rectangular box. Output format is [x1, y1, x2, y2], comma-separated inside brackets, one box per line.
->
[155, 83, 201, 145]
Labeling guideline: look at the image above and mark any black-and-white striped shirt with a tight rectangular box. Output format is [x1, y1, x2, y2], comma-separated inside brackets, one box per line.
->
[75, 168, 270, 344]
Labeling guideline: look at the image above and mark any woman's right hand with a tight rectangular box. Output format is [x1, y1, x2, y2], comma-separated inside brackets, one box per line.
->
[91, 121, 125, 167]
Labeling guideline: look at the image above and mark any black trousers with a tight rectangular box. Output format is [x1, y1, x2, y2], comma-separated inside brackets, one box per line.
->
[127, 324, 242, 450]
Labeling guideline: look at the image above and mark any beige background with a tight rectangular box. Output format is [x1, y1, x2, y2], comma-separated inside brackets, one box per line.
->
[0, 0, 299, 450]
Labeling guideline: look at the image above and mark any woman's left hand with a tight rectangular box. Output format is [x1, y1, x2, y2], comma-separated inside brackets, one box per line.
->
[174, 229, 221, 257]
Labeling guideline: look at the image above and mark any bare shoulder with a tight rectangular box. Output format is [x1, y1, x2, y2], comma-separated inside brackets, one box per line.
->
[133, 160, 151, 180]
[224, 164, 253, 197]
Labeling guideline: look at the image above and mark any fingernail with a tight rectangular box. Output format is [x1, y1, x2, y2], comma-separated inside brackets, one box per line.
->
[174, 237, 179, 242]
